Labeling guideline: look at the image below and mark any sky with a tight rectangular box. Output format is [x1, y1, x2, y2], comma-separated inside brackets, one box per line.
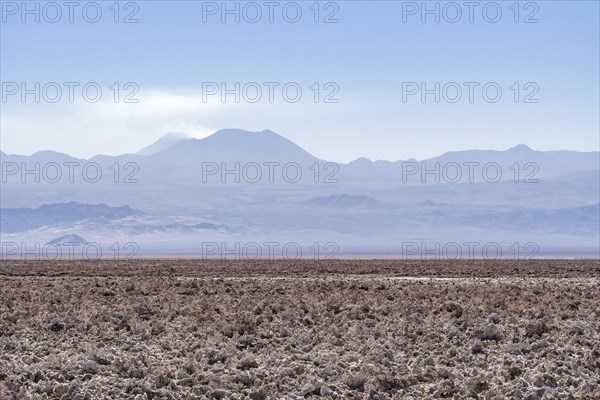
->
[1, 0, 599, 162]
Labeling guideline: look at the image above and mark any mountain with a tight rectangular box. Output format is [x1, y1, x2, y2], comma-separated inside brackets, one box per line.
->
[1, 129, 598, 256]
[0, 202, 143, 233]
[303, 194, 390, 210]
[130, 129, 324, 185]
[0, 202, 239, 240]
[340, 144, 599, 183]
[421, 203, 600, 236]
[136, 132, 190, 155]
[149, 129, 319, 164]
[1, 150, 80, 164]
[3, 131, 597, 184]
[48, 234, 89, 246]
[427, 144, 599, 179]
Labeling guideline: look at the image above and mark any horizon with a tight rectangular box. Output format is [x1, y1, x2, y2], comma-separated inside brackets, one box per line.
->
[2, 128, 598, 163]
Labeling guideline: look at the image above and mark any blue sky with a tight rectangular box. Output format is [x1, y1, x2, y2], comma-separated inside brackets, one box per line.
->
[1, 0, 599, 162]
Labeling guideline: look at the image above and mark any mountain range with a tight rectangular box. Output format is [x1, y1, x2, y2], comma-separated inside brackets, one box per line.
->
[1, 129, 598, 257]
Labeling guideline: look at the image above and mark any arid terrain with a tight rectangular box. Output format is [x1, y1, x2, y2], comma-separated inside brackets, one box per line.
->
[1, 260, 599, 399]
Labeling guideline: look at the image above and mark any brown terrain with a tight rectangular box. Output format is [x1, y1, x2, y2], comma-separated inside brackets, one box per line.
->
[0, 260, 599, 399]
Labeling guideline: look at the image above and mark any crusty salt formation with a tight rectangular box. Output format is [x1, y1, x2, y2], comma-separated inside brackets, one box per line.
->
[1, 260, 599, 399]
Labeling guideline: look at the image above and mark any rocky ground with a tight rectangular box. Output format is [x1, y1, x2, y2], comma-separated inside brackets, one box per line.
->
[0, 260, 599, 399]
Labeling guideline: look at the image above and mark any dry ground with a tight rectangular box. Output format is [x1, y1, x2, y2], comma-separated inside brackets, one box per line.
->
[0, 260, 599, 399]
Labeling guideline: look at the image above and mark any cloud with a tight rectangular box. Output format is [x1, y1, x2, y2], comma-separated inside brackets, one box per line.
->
[0, 88, 230, 157]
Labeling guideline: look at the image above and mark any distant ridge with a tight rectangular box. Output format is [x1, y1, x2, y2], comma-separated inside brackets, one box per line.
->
[2, 129, 597, 169]
[47, 234, 89, 246]
[148, 129, 319, 164]
[0, 202, 142, 233]
[303, 194, 390, 210]
[136, 132, 190, 155]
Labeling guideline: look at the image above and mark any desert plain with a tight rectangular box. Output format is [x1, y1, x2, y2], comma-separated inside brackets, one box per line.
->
[0, 260, 599, 399]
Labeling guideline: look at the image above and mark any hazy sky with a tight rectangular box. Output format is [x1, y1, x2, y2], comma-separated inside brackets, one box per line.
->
[1, 0, 599, 162]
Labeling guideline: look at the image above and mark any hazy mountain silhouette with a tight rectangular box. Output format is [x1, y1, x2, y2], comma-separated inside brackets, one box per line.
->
[0, 202, 142, 233]
[47, 234, 89, 246]
[147, 129, 319, 164]
[303, 194, 391, 210]
[136, 132, 190, 155]
[1, 129, 598, 256]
